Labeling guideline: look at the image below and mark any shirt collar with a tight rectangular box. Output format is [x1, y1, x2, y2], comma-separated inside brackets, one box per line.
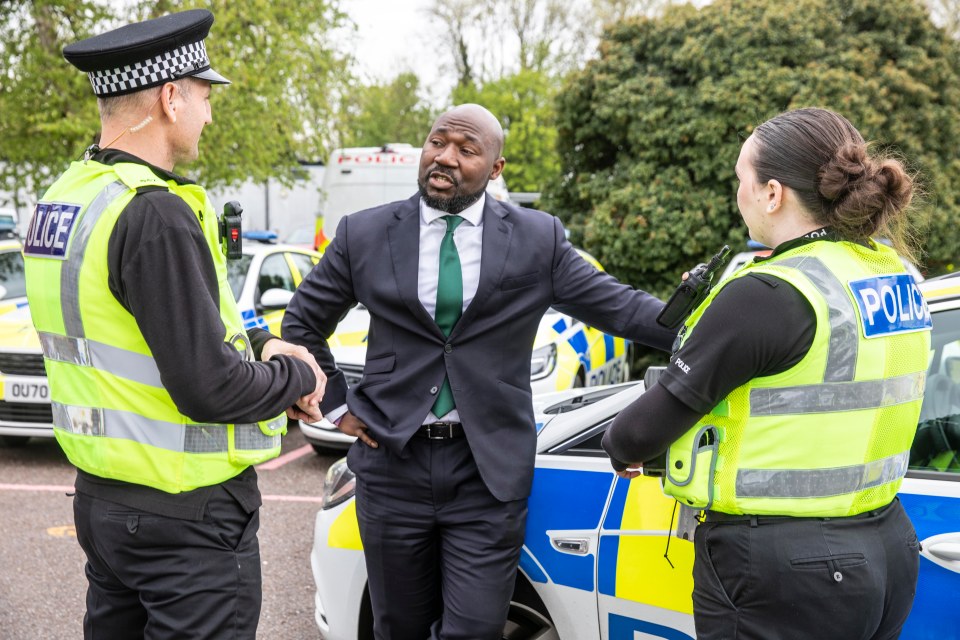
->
[420, 193, 486, 227]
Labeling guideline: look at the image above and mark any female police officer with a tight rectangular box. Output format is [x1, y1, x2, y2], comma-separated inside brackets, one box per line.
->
[603, 107, 930, 639]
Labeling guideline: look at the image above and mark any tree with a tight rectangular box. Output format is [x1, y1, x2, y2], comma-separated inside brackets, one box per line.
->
[336, 72, 438, 149]
[546, 0, 960, 296]
[453, 69, 559, 193]
[0, 1, 109, 209]
[0, 0, 351, 208]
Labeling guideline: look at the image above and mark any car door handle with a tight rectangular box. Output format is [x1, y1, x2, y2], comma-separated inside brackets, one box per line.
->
[928, 542, 960, 562]
[920, 533, 960, 574]
[551, 537, 589, 555]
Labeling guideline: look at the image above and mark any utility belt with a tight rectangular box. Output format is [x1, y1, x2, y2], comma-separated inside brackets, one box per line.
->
[702, 499, 894, 526]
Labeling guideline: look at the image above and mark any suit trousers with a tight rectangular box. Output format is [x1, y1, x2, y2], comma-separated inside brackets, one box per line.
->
[348, 436, 528, 640]
[692, 498, 920, 640]
[73, 487, 262, 640]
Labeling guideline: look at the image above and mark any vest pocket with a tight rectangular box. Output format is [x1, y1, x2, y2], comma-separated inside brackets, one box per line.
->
[666, 425, 720, 509]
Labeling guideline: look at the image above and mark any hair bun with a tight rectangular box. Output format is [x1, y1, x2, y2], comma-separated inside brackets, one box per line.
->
[818, 143, 869, 203]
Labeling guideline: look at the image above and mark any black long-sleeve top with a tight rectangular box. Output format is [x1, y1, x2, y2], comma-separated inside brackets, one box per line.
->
[601, 233, 830, 471]
[74, 149, 316, 519]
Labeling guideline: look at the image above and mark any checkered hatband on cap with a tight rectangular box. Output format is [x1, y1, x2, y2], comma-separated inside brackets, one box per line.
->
[88, 40, 209, 97]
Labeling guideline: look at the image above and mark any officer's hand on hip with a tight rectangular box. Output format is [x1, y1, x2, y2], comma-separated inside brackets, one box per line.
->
[339, 412, 378, 448]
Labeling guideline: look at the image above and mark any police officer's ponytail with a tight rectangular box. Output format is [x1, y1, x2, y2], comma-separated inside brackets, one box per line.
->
[751, 107, 920, 264]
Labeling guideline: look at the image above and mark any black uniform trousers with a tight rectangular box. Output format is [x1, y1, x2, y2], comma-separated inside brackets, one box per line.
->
[693, 498, 920, 640]
[348, 435, 528, 640]
[73, 487, 262, 640]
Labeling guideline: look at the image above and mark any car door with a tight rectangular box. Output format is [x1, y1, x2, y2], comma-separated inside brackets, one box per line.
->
[590, 422, 696, 640]
[536, 403, 696, 640]
[900, 300, 960, 639]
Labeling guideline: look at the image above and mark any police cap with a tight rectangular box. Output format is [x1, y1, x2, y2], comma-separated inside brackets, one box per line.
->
[63, 9, 230, 98]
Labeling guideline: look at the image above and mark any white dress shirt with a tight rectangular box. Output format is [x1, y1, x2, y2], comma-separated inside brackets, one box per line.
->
[418, 194, 485, 423]
[327, 194, 486, 426]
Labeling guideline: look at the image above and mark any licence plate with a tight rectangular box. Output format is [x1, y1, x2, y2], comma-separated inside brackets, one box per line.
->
[4, 377, 50, 403]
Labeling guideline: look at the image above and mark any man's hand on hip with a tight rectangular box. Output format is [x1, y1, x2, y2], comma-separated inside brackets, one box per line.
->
[340, 412, 378, 448]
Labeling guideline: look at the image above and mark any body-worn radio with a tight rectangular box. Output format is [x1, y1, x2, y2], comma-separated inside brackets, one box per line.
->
[219, 201, 243, 260]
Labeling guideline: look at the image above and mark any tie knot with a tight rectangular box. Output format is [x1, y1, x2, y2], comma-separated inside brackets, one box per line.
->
[444, 215, 465, 233]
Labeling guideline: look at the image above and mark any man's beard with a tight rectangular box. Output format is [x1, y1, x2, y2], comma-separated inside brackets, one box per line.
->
[418, 179, 487, 214]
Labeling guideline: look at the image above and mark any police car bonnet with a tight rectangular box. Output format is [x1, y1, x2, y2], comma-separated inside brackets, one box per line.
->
[62, 9, 230, 98]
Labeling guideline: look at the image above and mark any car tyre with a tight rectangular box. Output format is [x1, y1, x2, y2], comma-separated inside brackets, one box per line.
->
[310, 442, 349, 456]
[502, 602, 559, 640]
[0, 435, 29, 447]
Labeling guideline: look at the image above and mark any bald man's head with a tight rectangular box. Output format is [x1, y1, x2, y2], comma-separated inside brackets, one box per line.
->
[435, 104, 504, 158]
[417, 103, 506, 214]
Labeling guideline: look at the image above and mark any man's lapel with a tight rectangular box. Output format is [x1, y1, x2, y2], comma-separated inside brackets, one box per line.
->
[450, 198, 513, 339]
[387, 195, 446, 339]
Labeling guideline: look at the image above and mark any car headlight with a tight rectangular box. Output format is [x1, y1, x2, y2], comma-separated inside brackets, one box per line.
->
[530, 343, 557, 380]
[321, 457, 356, 510]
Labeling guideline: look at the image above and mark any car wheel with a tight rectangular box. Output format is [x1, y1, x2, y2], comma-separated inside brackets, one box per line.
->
[502, 601, 559, 640]
[310, 442, 348, 456]
[0, 435, 29, 447]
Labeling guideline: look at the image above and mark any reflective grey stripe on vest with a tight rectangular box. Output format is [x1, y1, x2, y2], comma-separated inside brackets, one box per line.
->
[39, 332, 163, 388]
[775, 256, 858, 382]
[62, 180, 129, 337]
[751, 371, 925, 416]
[736, 451, 909, 498]
[53, 402, 283, 452]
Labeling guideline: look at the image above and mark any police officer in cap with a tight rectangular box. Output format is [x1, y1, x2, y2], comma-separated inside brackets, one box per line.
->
[23, 10, 325, 639]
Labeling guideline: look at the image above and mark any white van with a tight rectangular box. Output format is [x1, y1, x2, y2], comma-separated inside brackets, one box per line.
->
[316, 143, 509, 249]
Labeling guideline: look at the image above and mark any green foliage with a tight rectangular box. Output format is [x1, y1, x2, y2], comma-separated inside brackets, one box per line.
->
[0, 0, 350, 206]
[546, 0, 960, 294]
[453, 70, 560, 193]
[0, 1, 108, 208]
[146, 0, 350, 187]
[337, 72, 437, 149]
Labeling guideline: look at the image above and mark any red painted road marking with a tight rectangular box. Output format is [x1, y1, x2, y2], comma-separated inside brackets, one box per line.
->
[0, 483, 73, 492]
[0, 483, 322, 503]
[256, 443, 314, 471]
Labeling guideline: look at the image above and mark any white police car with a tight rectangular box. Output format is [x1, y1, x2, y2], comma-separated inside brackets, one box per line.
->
[308, 274, 960, 639]
[0, 236, 320, 446]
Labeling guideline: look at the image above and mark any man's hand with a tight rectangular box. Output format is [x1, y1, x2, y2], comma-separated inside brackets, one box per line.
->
[261, 338, 327, 423]
[339, 412, 378, 448]
[615, 467, 643, 480]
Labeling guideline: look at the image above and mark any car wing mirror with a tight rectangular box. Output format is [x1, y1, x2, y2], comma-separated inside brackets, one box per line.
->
[259, 288, 294, 310]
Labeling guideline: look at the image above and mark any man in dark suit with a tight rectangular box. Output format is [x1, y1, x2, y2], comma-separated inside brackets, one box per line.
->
[282, 104, 676, 639]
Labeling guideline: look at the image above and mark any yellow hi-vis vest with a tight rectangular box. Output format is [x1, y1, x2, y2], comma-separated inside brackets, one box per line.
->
[23, 159, 286, 493]
[663, 240, 930, 517]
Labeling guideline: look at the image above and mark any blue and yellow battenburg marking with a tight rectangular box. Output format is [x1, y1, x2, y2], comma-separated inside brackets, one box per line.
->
[599, 477, 694, 614]
[549, 317, 627, 388]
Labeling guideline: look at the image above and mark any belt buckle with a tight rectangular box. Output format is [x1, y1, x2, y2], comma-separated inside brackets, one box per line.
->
[427, 423, 451, 440]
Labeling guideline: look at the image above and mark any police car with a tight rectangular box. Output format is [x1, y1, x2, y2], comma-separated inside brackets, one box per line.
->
[299, 250, 633, 453]
[0, 238, 320, 446]
[0, 239, 46, 447]
[309, 274, 960, 639]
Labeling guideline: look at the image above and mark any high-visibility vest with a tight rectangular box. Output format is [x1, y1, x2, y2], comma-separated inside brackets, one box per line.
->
[23, 159, 285, 493]
[663, 240, 930, 517]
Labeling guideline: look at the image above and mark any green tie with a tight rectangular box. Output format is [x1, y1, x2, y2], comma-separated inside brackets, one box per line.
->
[432, 215, 464, 417]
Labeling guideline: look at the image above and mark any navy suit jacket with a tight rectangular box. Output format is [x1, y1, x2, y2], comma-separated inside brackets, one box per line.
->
[282, 194, 676, 501]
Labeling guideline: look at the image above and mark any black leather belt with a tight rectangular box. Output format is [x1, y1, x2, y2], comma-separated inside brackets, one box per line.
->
[704, 501, 892, 525]
[415, 422, 464, 440]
